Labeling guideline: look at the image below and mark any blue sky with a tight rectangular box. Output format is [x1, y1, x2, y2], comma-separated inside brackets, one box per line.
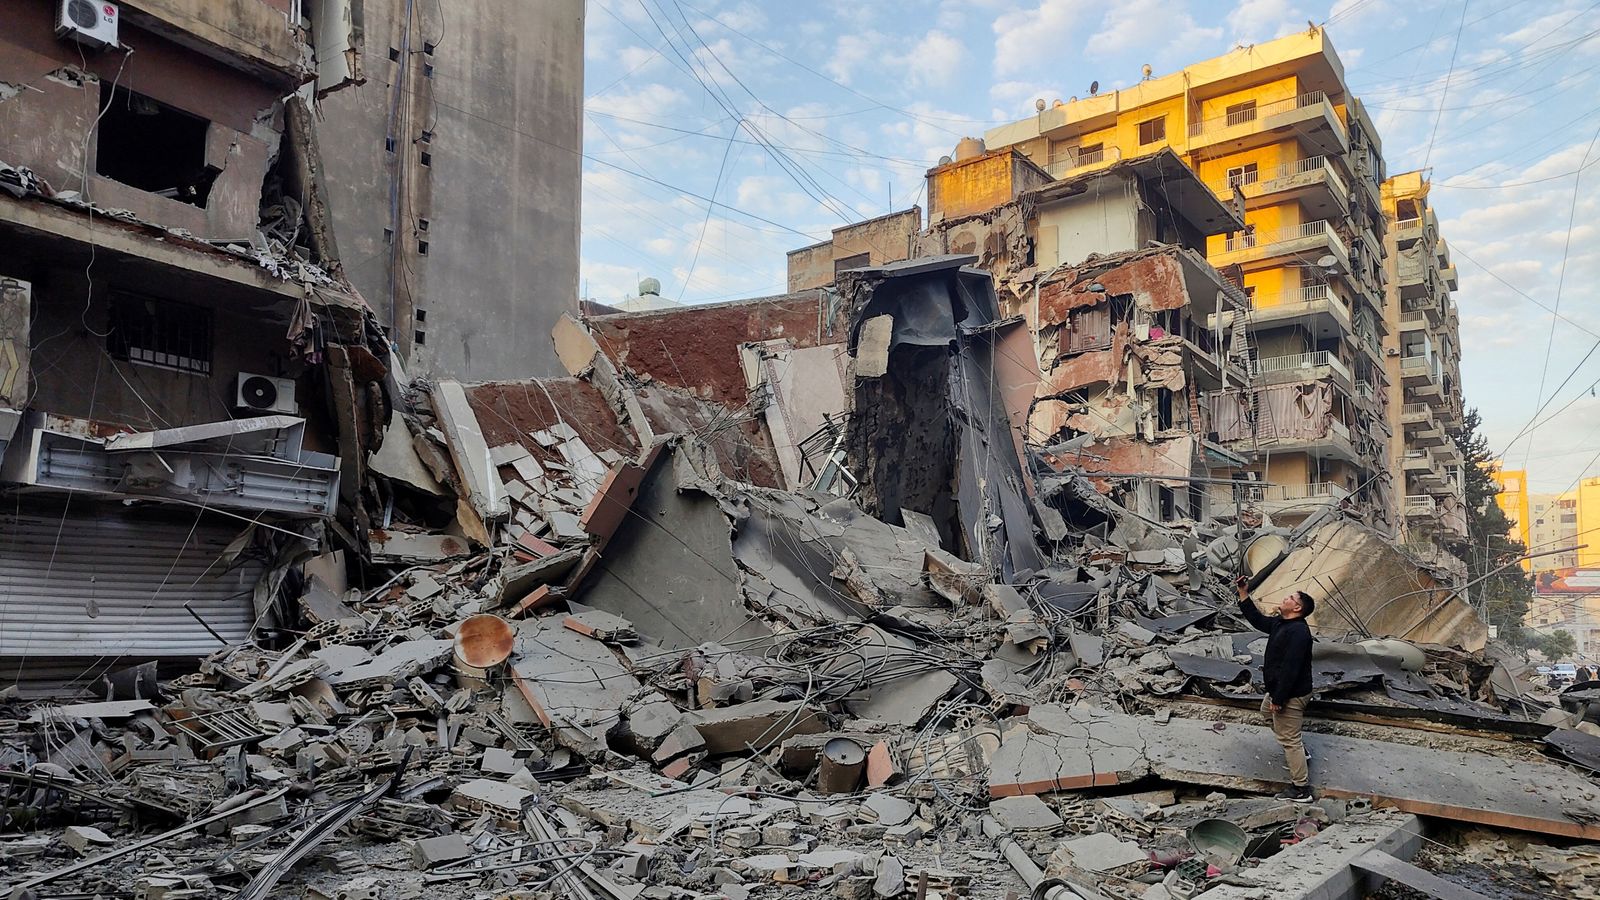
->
[578, 0, 1600, 495]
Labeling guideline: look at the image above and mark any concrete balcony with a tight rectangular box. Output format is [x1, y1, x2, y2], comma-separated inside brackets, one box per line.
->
[1440, 264, 1459, 291]
[1409, 421, 1447, 448]
[1400, 402, 1436, 428]
[1216, 220, 1349, 270]
[1404, 493, 1437, 518]
[1207, 156, 1350, 215]
[1247, 282, 1354, 332]
[1045, 146, 1122, 179]
[1394, 217, 1423, 245]
[1255, 481, 1350, 518]
[1402, 293, 1445, 327]
[1252, 349, 1354, 390]
[1187, 92, 1349, 157]
[1402, 355, 1444, 400]
[1403, 451, 1446, 491]
[1398, 310, 1428, 333]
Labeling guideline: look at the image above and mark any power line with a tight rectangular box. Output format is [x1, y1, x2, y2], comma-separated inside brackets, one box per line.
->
[1422, 0, 1470, 171]
[1523, 120, 1600, 470]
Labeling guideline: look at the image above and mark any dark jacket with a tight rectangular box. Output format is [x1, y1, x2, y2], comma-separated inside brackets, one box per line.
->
[1239, 597, 1313, 706]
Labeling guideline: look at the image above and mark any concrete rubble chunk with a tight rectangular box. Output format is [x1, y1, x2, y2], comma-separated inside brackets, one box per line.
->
[688, 699, 827, 755]
[410, 833, 472, 869]
[989, 795, 1063, 832]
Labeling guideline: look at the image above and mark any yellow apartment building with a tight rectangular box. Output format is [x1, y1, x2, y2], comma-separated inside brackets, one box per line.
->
[1487, 462, 1531, 570]
[1384, 172, 1467, 579]
[1578, 477, 1600, 568]
[981, 27, 1395, 536]
[1530, 492, 1580, 571]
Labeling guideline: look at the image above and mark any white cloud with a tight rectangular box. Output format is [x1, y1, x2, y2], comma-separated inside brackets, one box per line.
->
[988, 81, 1066, 121]
[1226, 0, 1307, 45]
[1089, 0, 1223, 61]
[993, 0, 1095, 76]
[824, 33, 877, 84]
[893, 30, 968, 88]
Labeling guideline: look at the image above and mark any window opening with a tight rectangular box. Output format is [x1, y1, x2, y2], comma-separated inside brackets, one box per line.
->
[95, 84, 217, 207]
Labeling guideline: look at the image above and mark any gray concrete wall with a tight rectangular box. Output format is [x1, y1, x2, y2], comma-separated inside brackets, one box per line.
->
[316, 0, 584, 382]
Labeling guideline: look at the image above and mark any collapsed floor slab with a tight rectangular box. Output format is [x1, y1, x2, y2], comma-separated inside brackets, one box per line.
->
[988, 704, 1600, 840]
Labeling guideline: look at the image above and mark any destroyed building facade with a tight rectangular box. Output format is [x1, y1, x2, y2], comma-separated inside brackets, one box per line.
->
[315, 0, 586, 382]
[1382, 170, 1468, 580]
[0, 0, 389, 686]
[976, 28, 1398, 538]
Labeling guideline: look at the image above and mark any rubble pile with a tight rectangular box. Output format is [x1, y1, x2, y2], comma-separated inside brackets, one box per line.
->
[5, 258, 1600, 900]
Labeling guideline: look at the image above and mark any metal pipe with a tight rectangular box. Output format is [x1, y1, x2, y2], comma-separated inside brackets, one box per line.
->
[980, 815, 1104, 900]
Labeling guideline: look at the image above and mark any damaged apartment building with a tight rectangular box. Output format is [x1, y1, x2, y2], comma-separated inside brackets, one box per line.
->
[0, 0, 392, 687]
[791, 28, 1472, 584]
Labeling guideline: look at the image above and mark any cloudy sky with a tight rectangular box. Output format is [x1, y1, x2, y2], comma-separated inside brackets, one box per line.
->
[578, 0, 1600, 495]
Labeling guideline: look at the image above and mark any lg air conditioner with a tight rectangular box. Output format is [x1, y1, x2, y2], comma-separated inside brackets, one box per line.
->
[55, 0, 119, 50]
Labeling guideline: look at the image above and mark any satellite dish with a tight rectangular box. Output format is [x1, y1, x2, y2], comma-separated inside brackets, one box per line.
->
[454, 614, 515, 669]
[1035, 98, 1047, 112]
[1142, 64, 1154, 79]
[1089, 80, 1100, 95]
[1316, 255, 1337, 268]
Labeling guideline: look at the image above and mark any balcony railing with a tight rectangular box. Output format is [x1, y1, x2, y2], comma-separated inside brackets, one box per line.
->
[1207, 156, 1348, 199]
[1045, 146, 1121, 177]
[1223, 220, 1340, 253]
[1405, 494, 1438, 516]
[1254, 350, 1333, 375]
[1261, 481, 1348, 501]
[1189, 91, 1334, 138]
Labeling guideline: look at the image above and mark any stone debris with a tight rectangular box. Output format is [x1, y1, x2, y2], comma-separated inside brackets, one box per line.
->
[0, 257, 1593, 900]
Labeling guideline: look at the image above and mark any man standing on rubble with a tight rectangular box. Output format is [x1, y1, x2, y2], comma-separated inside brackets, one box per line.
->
[1236, 577, 1316, 803]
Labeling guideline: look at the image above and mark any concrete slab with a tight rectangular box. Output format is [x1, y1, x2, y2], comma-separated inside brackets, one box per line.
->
[689, 699, 827, 755]
[988, 704, 1600, 840]
[1205, 812, 1421, 900]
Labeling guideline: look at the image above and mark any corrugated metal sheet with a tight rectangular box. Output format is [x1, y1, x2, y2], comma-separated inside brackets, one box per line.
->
[0, 502, 263, 661]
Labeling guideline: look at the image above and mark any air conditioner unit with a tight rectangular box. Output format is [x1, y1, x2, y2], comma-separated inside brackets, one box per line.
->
[234, 373, 298, 415]
[55, 0, 118, 49]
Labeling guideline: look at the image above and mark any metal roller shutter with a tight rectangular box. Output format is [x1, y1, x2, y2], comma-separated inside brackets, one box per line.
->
[0, 500, 263, 663]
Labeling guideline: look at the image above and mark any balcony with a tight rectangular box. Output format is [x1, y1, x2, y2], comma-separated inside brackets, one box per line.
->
[1394, 216, 1423, 245]
[1207, 156, 1350, 214]
[1252, 349, 1354, 389]
[1045, 146, 1121, 179]
[1404, 494, 1438, 518]
[1216, 220, 1349, 269]
[1400, 402, 1436, 427]
[1398, 309, 1428, 333]
[1402, 293, 1445, 328]
[1247, 282, 1354, 332]
[1187, 92, 1349, 157]
[1403, 450, 1445, 491]
[1439, 264, 1459, 291]
[1402, 354, 1443, 399]
[1254, 481, 1351, 518]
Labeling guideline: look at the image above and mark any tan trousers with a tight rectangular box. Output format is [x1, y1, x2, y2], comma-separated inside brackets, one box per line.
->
[1262, 695, 1310, 786]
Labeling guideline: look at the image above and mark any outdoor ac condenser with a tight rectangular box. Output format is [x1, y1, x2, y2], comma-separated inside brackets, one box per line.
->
[55, 0, 119, 49]
[233, 373, 298, 416]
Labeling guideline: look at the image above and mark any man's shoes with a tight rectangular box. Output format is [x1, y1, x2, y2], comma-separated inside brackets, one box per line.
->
[1275, 785, 1315, 804]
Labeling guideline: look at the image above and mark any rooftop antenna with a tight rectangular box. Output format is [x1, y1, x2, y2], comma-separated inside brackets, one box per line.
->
[1089, 80, 1100, 96]
[1142, 64, 1153, 80]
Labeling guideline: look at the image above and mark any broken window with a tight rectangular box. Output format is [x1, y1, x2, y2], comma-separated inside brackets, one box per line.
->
[835, 252, 870, 275]
[1138, 116, 1166, 145]
[95, 85, 217, 208]
[1226, 162, 1258, 188]
[1225, 100, 1257, 126]
[107, 292, 213, 375]
[1155, 388, 1175, 431]
[1158, 485, 1176, 521]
